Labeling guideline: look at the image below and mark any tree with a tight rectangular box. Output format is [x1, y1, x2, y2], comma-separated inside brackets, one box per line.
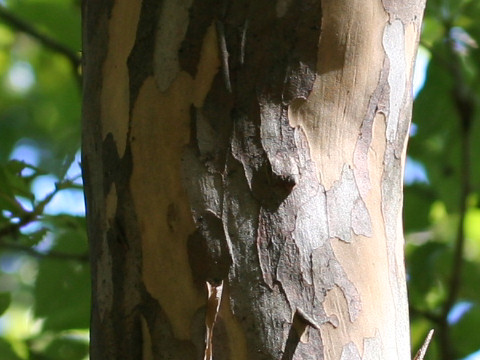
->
[83, 1, 427, 359]
[2, 0, 480, 359]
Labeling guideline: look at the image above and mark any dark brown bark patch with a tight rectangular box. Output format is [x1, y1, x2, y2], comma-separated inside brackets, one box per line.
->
[127, 0, 163, 114]
[140, 288, 197, 359]
[179, 0, 217, 77]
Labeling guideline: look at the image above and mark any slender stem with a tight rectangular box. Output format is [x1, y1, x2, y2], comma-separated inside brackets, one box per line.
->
[0, 213, 35, 238]
[0, 5, 81, 81]
[0, 178, 83, 247]
[437, 29, 474, 360]
[443, 121, 470, 314]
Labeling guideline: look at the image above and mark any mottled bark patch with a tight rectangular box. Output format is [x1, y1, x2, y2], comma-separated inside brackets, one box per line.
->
[179, 1, 368, 358]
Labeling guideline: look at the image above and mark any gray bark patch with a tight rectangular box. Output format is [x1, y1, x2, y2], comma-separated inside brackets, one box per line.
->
[326, 165, 372, 242]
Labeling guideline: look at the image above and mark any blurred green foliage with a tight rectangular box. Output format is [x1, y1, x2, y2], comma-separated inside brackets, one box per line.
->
[0, 0, 87, 359]
[0, 0, 479, 359]
[407, 0, 480, 359]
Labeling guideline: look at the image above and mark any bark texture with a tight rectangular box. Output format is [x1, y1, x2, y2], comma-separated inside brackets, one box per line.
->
[82, 1, 426, 359]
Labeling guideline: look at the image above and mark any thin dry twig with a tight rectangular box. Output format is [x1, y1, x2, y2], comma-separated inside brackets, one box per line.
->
[413, 329, 434, 360]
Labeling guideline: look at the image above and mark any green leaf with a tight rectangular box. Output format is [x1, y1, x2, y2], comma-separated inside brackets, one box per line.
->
[34, 259, 90, 331]
[21, 227, 48, 248]
[411, 48, 464, 211]
[33, 229, 89, 331]
[404, 184, 435, 232]
[0, 338, 22, 360]
[0, 165, 32, 208]
[421, 17, 445, 47]
[407, 241, 451, 309]
[464, 207, 480, 262]
[42, 214, 86, 232]
[42, 335, 88, 360]
[0, 292, 11, 316]
[460, 260, 480, 302]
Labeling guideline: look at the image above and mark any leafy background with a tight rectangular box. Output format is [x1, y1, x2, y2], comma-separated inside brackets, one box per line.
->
[0, 0, 479, 359]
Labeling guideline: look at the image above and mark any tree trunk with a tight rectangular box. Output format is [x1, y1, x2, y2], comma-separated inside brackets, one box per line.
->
[82, 1, 426, 359]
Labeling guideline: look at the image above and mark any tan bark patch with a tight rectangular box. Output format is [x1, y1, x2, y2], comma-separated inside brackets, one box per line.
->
[129, 20, 221, 339]
[289, 0, 388, 188]
[101, 0, 141, 157]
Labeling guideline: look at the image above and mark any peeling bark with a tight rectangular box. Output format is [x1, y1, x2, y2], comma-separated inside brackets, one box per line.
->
[83, 0, 426, 359]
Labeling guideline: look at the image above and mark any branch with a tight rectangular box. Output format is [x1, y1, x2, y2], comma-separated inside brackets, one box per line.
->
[0, 178, 81, 240]
[442, 31, 474, 319]
[0, 176, 88, 262]
[0, 212, 35, 239]
[436, 24, 476, 360]
[0, 6, 81, 70]
[0, 239, 88, 262]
